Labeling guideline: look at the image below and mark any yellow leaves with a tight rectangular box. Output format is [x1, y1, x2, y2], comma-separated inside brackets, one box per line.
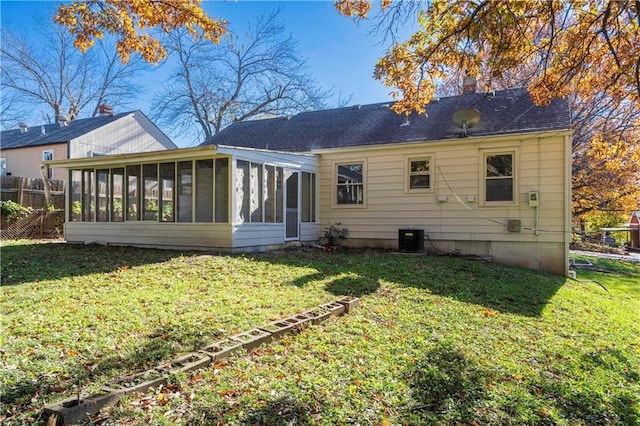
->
[55, 0, 228, 64]
[339, 0, 640, 114]
[334, 0, 372, 19]
[573, 121, 640, 219]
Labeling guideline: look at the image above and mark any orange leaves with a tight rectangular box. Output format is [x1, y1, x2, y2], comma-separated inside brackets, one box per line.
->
[218, 388, 239, 397]
[374, 43, 439, 116]
[572, 117, 640, 220]
[337, 0, 640, 114]
[334, 0, 372, 19]
[54, 0, 228, 64]
[481, 308, 499, 318]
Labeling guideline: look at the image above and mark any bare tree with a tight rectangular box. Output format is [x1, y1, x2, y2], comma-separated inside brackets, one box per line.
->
[1, 12, 148, 127]
[0, 91, 21, 129]
[152, 9, 329, 144]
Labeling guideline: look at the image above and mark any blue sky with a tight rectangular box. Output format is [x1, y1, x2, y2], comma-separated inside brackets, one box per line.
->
[1, 1, 416, 146]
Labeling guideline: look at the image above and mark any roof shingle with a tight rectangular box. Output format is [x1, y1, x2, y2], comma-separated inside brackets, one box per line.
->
[202, 88, 571, 152]
[1, 112, 136, 150]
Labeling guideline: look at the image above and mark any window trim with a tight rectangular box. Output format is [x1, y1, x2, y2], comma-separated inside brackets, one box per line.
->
[96, 169, 110, 222]
[42, 150, 54, 178]
[142, 163, 159, 221]
[405, 155, 434, 193]
[480, 149, 519, 206]
[333, 160, 366, 208]
[110, 167, 125, 222]
[301, 171, 317, 223]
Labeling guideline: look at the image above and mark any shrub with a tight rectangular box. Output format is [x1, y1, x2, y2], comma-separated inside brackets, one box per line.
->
[0, 200, 32, 223]
[321, 222, 349, 246]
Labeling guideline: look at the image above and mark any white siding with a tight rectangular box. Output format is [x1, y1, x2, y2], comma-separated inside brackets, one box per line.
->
[300, 223, 320, 242]
[232, 223, 286, 250]
[65, 222, 232, 249]
[316, 132, 570, 274]
[69, 112, 175, 158]
[217, 146, 319, 173]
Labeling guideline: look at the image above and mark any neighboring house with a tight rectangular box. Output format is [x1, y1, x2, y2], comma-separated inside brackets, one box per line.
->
[0, 111, 177, 180]
[631, 211, 640, 249]
[602, 211, 640, 249]
[48, 87, 572, 275]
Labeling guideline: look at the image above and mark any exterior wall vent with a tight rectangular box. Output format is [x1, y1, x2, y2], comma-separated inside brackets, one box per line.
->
[507, 219, 521, 232]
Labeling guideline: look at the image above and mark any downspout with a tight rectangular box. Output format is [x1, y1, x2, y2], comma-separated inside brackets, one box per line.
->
[535, 137, 541, 236]
[564, 133, 572, 276]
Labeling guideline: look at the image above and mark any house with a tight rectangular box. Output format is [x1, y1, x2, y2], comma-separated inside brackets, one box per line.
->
[631, 211, 640, 250]
[601, 211, 640, 250]
[0, 110, 176, 180]
[47, 87, 572, 275]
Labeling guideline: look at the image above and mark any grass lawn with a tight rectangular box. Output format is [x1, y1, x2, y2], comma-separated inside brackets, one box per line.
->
[1, 240, 638, 425]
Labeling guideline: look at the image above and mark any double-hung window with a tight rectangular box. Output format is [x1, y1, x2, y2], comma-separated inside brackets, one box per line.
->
[484, 152, 515, 203]
[43, 150, 54, 178]
[336, 162, 364, 205]
[408, 157, 431, 191]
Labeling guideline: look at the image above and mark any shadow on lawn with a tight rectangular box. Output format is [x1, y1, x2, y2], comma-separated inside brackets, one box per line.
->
[528, 345, 640, 425]
[261, 248, 566, 317]
[189, 395, 326, 426]
[404, 341, 488, 422]
[0, 323, 221, 420]
[0, 242, 188, 286]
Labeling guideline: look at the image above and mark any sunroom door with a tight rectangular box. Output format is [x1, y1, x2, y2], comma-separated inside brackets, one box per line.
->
[285, 171, 299, 240]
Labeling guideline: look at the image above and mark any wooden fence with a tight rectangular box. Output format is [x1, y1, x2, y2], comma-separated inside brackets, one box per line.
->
[1, 176, 66, 239]
[1, 175, 65, 209]
[0, 209, 64, 239]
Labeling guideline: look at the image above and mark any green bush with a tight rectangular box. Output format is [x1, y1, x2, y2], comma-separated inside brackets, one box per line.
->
[0, 200, 32, 223]
[321, 222, 349, 246]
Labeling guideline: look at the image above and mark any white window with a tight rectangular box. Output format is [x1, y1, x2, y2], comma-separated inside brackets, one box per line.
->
[407, 156, 432, 191]
[43, 150, 54, 178]
[336, 162, 365, 205]
[484, 152, 515, 203]
[0, 158, 7, 176]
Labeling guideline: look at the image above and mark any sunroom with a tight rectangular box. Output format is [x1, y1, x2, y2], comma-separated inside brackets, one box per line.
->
[47, 145, 320, 251]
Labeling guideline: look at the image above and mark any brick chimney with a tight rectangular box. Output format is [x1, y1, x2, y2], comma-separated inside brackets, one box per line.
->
[462, 76, 477, 94]
[98, 102, 114, 116]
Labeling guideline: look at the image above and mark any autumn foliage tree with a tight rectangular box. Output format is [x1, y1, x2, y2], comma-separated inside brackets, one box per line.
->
[54, 0, 228, 64]
[52, 0, 639, 222]
[336, 0, 640, 225]
[572, 112, 640, 222]
[336, 0, 640, 114]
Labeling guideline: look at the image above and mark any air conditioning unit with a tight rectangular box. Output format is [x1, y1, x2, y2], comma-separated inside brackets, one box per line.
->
[398, 229, 425, 252]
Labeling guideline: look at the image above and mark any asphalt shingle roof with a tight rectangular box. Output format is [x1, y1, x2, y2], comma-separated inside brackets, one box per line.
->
[1, 112, 136, 150]
[202, 88, 571, 152]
